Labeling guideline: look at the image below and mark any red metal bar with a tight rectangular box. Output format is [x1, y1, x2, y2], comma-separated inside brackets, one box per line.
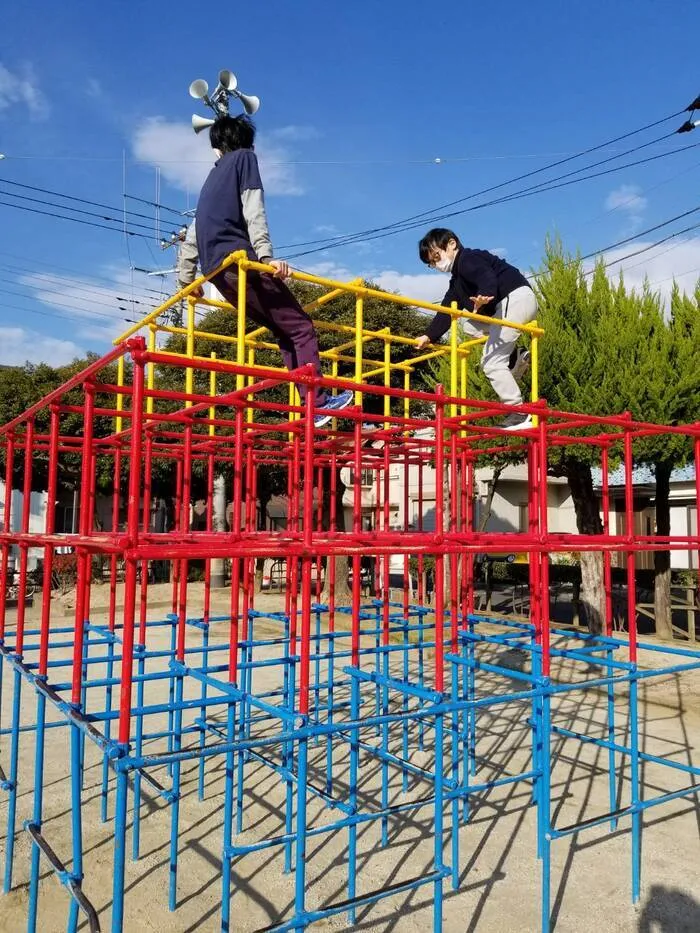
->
[108, 448, 121, 635]
[38, 406, 60, 675]
[601, 445, 614, 637]
[623, 422, 637, 663]
[118, 342, 146, 746]
[433, 387, 445, 694]
[15, 418, 34, 655]
[176, 423, 193, 664]
[298, 389, 316, 715]
[228, 404, 246, 684]
[72, 386, 94, 705]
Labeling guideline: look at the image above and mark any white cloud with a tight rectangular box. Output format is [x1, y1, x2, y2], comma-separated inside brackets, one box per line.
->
[17, 269, 165, 341]
[595, 237, 700, 308]
[368, 269, 444, 304]
[302, 260, 446, 311]
[131, 118, 305, 195]
[0, 327, 84, 366]
[604, 184, 647, 231]
[85, 77, 103, 99]
[269, 125, 319, 142]
[0, 62, 48, 120]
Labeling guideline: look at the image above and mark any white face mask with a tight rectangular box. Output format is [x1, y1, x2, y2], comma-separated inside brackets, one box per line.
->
[435, 254, 454, 274]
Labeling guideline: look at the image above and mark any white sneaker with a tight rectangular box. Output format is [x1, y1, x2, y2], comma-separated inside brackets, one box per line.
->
[510, 348, 531, 382]
[501, 412, 533, 431]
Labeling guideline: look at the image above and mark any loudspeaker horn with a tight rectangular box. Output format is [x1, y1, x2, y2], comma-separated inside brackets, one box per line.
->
[189, 79, 210, 100]
[233, 90, 260, 115]
[192, 113, 216, 133]
[218, 70, 238, 92]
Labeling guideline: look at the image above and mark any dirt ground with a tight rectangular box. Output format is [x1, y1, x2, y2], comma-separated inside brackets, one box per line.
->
[1, 582, 700, 933]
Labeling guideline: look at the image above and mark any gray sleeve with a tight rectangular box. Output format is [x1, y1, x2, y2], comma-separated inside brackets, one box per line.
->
[241, 188, 274, 262]
[176, 221, 199, 290]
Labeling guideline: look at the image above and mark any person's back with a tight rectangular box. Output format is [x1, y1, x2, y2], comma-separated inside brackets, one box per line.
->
[190, 114, 353, 427]
[196, 148, 262, 274]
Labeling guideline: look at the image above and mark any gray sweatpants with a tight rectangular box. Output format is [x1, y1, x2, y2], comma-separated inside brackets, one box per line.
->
[461, 285, 538, 405]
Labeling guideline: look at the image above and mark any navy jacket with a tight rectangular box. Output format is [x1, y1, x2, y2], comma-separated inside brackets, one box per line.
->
[425, 248, 531, 342]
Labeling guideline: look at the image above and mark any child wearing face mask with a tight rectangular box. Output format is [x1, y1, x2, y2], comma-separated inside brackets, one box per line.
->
[416, 228, 537, 430]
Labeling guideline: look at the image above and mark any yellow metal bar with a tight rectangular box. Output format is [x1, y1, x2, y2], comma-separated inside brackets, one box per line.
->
[116, 355, 124, 433]
[530, 318, 539, 427]
[116, 251, 543, 350]
[354, 296, 363, 406]
[247, 346, 255, 424]
[530, 318, 539, 403]
[241, 257, 545, 337]
[209, 352, 217, 437]
[288, 380, 297, 442]
[403, 370, 410, 433]
[185, 298, 196, 408]
[383, 335, 391, 425]
[460, 351, 468, 438]
[236, 262, 247, 392]
[113, 250, 245, 343]
[146, 325, 156, 416]
[450, 301, 459, 417]
[303, 279, 362, 313]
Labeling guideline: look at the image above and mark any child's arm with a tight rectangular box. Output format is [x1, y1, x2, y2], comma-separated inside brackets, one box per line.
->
[241, 188, 274, 263]
[415, 283, 458, 348]
[176, 221, 203, 297]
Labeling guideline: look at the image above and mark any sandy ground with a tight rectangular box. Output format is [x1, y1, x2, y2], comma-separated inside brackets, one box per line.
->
[0, 583, 700, 933]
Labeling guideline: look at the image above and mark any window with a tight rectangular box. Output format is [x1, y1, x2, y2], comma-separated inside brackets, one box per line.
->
[350, 469, 374, 488]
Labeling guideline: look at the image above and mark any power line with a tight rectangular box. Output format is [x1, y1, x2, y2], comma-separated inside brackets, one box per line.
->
[0, 297, 139, 325]
[286, 139, 700, 258]
[0, 284, 151, 319]
[0, 266, 158, 307]
[578, 206, 700, 264]
[281, 110, 688, 255]
[0, 177, 168, 226]
[0, 250, 170, 298]
[0, 198, 150, 237]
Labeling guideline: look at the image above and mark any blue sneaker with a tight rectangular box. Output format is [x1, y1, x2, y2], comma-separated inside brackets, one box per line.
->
[314, 389, 354, 427]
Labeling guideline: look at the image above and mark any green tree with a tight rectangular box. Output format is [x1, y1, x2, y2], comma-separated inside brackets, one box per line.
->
[0, 355, 121, 497]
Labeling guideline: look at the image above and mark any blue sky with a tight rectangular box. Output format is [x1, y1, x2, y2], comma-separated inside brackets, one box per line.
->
[0, 0, 699, 365]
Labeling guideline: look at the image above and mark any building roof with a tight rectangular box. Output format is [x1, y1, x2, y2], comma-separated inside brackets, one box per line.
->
[591, 463, 696, 487]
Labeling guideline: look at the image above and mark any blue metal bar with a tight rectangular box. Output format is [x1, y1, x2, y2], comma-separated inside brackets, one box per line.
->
[220, 702, 236, 933]
[3, 669, 22, 893]
[67, 720, 84, 933]
[132, 645, 146, 860]
[111, 765, 129, 932]
[27, 691, 46, 932]
[168, 670, 184, 911]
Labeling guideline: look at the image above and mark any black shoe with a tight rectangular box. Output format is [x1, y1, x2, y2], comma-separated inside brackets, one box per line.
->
[501, 411, 533, 431]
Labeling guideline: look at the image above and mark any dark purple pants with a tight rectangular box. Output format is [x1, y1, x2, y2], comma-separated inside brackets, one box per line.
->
[213, 267, 327, 404]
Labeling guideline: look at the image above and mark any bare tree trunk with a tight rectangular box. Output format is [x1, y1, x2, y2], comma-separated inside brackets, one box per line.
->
[477, 465, 503, 532]
[562, 457, 605, 635]
[254, 493, 271, 594]
[653, 461, 674, 640]
[210, 474, 227, 588]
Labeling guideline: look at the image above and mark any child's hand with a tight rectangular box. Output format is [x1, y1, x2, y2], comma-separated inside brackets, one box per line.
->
[190, 284, 204, 298]
[470, 295, 494, 311]
[269, 259, 290, 279]
[415, 335, 431, 350]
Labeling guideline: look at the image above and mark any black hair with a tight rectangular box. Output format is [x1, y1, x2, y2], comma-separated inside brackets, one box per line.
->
[418, 228, 462, 264]
[209, 114, 256, 153]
